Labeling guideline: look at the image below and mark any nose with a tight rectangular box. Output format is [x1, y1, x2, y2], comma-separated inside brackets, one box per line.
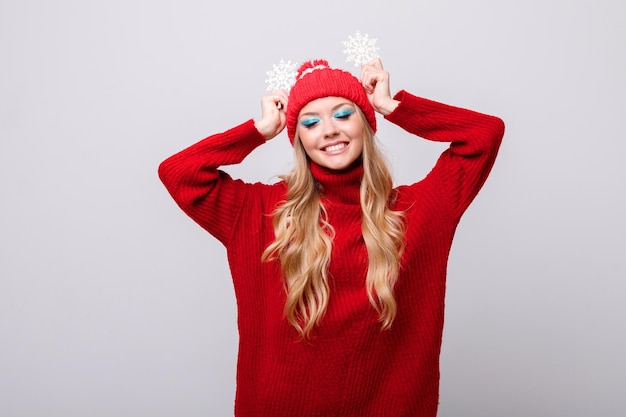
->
[323, 118, 339, 138]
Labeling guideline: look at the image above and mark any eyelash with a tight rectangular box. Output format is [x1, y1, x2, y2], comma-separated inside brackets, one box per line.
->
[300, 118, 321, 128]
[299, 108, 355, 128]
[333, 109, 355, 119]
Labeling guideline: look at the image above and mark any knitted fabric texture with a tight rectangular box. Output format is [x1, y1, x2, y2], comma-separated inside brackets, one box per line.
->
[158, 91, 505, 417]
[286, 59, 377, 143]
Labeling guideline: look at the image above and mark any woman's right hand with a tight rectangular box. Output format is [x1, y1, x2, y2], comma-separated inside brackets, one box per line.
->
[254, 90, 288, 140]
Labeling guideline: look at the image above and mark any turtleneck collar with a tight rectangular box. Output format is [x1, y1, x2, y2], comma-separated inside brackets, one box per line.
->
[309, 160, 363, 206]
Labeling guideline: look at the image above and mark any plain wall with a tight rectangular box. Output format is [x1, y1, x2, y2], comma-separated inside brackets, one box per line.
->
[1, 0, 625, 416]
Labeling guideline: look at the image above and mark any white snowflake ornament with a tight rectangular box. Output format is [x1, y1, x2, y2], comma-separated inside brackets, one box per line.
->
[342, 31, 379, 66]
[265, 59, 298, 92]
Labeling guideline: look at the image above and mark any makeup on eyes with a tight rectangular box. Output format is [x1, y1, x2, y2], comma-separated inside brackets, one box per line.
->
[299, 105, 355, 128]
[300, 117, 321, 128]
[333, 108, 355, 119]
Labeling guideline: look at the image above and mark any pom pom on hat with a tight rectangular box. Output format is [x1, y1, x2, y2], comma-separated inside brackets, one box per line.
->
[286, 59, 377, 144]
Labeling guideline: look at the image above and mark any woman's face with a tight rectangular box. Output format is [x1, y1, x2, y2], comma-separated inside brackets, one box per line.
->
[296, 96, 364, 171]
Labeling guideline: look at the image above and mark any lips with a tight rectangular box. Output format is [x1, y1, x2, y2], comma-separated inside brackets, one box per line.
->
[322, 142, 348, 152]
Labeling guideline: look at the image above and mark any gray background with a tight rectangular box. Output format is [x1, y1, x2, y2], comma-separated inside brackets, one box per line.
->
[1, 0, 625, 416]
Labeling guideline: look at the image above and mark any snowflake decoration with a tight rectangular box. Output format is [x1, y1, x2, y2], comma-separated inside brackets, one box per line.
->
[265, 59, 298, 91]
[342, 31, 379, 66]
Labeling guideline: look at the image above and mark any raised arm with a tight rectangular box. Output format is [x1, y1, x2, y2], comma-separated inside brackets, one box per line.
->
[158, 120, 266, 244]
[360, 57, 504, 217]
[386, 90, 505, 218]
[158, 91, 289, 244]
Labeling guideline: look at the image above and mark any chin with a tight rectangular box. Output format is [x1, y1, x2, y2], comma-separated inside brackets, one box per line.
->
[325, 161, 357, 171]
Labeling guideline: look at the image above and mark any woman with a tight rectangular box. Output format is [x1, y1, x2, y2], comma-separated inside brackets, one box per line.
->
[159, 57, 504, 417]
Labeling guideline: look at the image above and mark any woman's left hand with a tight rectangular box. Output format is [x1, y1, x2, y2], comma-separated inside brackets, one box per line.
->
[360, 58, 400, 116]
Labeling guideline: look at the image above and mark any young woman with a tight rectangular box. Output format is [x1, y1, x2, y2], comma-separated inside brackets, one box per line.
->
[159, 57, 505, 417]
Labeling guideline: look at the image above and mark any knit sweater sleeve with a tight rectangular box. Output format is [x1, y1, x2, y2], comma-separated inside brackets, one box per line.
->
[385, 90, 505, 218]
[158, 119, 267, 245]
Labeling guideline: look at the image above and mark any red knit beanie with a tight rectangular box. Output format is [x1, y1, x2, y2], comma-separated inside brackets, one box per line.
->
[286, 59, 377, 144]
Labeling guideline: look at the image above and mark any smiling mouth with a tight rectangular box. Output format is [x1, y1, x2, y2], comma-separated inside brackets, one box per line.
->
[322, 143, 347, 152]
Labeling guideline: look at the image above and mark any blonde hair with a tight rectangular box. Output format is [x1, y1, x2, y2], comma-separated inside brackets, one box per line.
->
[262, 108, 405, 338]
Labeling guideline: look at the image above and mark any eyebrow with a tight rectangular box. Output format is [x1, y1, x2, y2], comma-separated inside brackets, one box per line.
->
[299, 102, 354, 118]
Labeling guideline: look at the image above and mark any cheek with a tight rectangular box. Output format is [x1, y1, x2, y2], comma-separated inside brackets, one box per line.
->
[346, 119, 363, 136]
[297, 130, 315, 153]
[353, 139, 364, 156]
[347, 124, 364, 146]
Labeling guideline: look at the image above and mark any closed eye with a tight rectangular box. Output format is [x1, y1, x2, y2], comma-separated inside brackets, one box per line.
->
[333, 108, 355, 120]
[300, 117, 321, 128]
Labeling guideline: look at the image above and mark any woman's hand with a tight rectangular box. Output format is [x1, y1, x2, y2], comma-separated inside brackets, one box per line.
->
[360, 58, 400, 116]
[254, 90, 288, 140]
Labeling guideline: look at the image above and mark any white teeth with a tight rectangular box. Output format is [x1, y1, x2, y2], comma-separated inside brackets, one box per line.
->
[324, 143, 346, 152]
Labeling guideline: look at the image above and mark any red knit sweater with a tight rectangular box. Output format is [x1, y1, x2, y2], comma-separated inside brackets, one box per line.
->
[158, 91, 504, 417]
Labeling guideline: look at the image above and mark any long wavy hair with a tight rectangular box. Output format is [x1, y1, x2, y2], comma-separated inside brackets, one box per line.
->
[262, 107, 406, 338]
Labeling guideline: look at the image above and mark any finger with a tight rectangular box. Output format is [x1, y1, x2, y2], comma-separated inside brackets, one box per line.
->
[270, 92, 283, 110]
[363, 57, 383, 69]
[360, 64, 383, 82]
[361, 71, 380, 94]
[274, 90, 290, 109]
[361, 75, 374, 94]
[272, 89, 287, 98]
[360, 66, 375, 89]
